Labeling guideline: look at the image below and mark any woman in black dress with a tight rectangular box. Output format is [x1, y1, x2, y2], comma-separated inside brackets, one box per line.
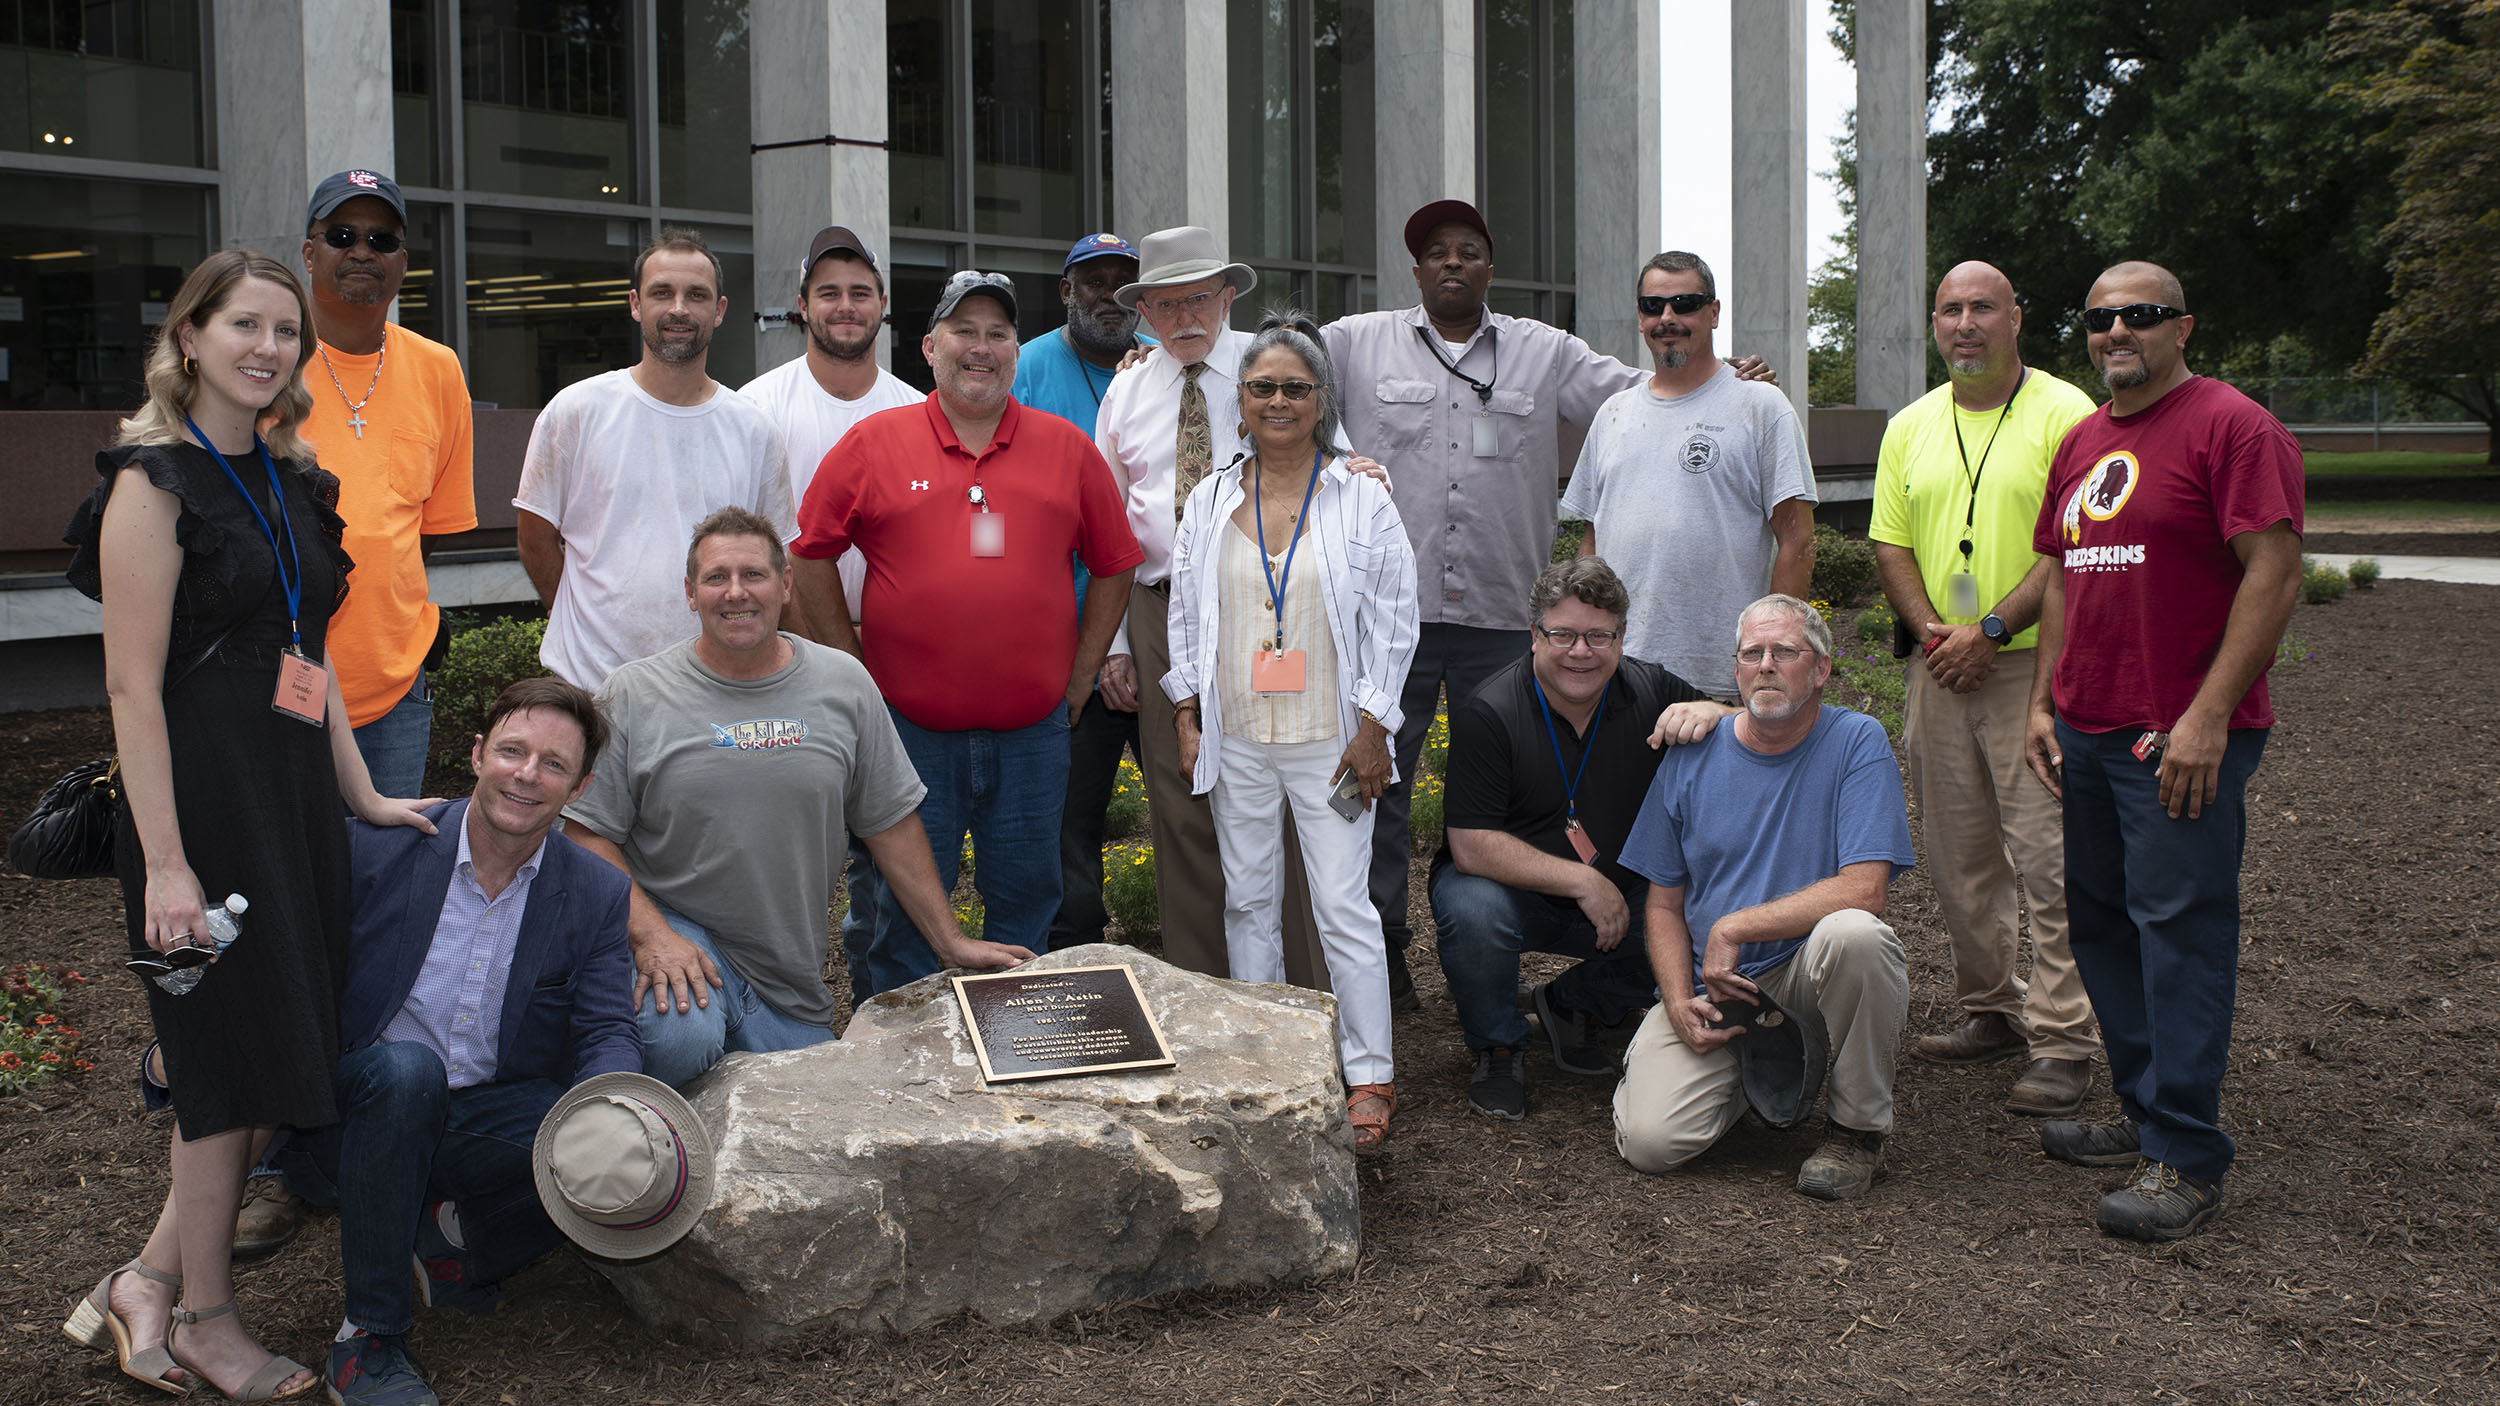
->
[59, 250, 438, 1401]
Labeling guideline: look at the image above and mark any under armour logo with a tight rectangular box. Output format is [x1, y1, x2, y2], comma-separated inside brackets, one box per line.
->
[910, 480, 931, 491]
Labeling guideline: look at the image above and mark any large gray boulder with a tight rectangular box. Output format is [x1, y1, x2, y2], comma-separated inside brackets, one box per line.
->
[591, 944, 1360, 1342]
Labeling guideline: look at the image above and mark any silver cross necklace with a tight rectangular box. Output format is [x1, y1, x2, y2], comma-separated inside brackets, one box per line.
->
[317, 328, 387, 438]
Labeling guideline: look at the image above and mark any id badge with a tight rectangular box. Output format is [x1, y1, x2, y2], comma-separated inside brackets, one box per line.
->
[1944, 571, 1980, 618]
[1471, 414, 1499, 458]
[970, 513, 1006, 558]
[1250, 648, 1307, 694]
[272, 649, 327, 726]
[1565, 817, 1599, 865]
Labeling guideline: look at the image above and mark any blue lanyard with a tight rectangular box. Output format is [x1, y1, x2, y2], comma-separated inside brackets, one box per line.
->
[1251, 446, 1323, 650]
[1531, 675, 1605, 820]
[184, 415, 304, 647]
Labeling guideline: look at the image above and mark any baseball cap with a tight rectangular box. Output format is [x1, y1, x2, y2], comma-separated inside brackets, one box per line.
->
[1063, 232, 1140, 271]
[307, 170, 407, 227]
[1402, 198, 1493, 264]
[802, 225, 878, 276]
[931, 270, 1017, 323]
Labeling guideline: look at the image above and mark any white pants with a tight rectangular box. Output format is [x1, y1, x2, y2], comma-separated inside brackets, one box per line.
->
[1210, 731, 1393, 1085]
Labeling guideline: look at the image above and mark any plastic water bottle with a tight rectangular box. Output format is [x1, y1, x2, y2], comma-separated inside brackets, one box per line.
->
[153, 894, 247, 996]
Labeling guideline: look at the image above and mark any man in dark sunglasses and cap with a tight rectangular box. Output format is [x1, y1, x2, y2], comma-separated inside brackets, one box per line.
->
[2022, 261, 2304, 1242]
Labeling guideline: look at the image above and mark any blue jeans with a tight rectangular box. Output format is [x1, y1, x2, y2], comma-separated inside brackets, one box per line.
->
[1370, 625, 1531, 954]
[352, 669, 433, 798]
[275, 1042, 561, 1337]
[2057, 719, 2267, 1183]
[1430, 864, 1659, 1051]
[861, 702, 1071, 995]
[638, 907, 835, 1088]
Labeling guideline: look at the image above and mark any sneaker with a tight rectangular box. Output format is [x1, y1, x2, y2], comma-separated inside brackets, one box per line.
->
[1795, 1124, 1887, 1201]
[1531, 982, 1614, 1077]
[1467, 1047, 1526, 1120]
[2096, 1160, 2223, 1241]
[326, 1331, 439, 1406]
[2039, 1114, 2142, 1168]
[233, 1178, 306, 1263]
[410, 1202, 503, 1316]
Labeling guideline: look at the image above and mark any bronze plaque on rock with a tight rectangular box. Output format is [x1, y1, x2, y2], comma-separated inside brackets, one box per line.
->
[952, 964, 1176, 1083]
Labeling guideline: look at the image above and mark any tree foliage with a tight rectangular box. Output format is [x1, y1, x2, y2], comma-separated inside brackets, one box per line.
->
[2329, 0, 2500, 460]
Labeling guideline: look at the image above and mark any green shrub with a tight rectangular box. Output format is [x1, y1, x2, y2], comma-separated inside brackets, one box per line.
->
[1810, 525, 1880, 609]
[1552, 520, 1587, 563]
[2346, 558, 2381, 590]
[1, 963, 93, 1093]
[430, 616, 551, 773]
[2300, 557, 2350, 606]
[1827, 643, 1907, 741]
[1104, 756, 1149, 839]
[1855, 600, 1898, 647]
[1102, 841, 1159, 934]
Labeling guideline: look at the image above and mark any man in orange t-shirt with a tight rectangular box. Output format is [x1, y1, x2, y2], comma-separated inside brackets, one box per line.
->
[298, 169, 477, 798]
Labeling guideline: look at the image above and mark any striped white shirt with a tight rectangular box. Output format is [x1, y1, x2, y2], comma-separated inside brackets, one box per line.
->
[378, 813, 546, 1090]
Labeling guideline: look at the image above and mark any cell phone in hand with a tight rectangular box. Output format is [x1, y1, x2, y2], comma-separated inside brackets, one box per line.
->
[1328, 771, 1365, 821]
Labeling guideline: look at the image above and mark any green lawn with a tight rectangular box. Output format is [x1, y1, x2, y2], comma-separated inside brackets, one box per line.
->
[2304, 450, 2495, 477]
[2305, 500, 2500, 525]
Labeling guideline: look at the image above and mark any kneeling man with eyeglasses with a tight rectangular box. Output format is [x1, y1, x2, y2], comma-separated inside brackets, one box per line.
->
[1611, 595, 1916, 1201]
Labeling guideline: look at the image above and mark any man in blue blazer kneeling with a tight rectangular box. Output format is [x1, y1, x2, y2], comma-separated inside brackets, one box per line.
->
[276, 676, 638, 1406]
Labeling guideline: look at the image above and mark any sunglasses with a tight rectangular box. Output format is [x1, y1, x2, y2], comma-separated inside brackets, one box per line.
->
[2082, 302, 2185, 333]
[1242, 378, 1317, 401]
[1638, 292, 1713, 317]
[321, 225, 404, 255]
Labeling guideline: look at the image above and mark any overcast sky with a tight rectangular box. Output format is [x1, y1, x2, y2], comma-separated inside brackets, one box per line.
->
[1656, 3, 1855, 332]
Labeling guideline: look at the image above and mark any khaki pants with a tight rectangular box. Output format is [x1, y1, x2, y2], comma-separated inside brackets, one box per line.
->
[1902, 651, 2097, 1060]
[1613, 909, 1907, 1172]
[1129, 580, 1326, 988]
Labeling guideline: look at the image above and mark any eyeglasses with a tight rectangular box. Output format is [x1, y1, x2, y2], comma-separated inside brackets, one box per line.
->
[1536, 625, 1621, 650]
[1734, 643, 1812, 666]
[1143, 289, 1220, 319]
[2081, 302, 2185, 333]
[321, 225, 404, 255]
[1638, 292, 1713, 317]
[1242, 378, 1317, 401]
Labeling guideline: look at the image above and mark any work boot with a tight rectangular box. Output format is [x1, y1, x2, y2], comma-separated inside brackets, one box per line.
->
[1795, 1124, 1887, 1201]
[1913, 1011, 2025, 1064]
[1467, 1047, 1526, 1120]
[2039, 1114, 2142, 1167]
[2096, 1160, 2223, 1241]
[2005, 1057, 2093, 1117]
[233, 1178, 306, 1263]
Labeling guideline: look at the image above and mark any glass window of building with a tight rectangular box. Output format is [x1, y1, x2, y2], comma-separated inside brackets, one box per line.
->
[889, 0, 950, 232]
[1477, 0, 1574, 327]
[0, 1, 204, 168]
[392, 205, 450, 344]
[460, 1, 635, 204]
[0, 172, 208, 412]
[462, 208, 640, 409]
[972, 0, 1080, 240]
[392, 0, 443, 186]
[1227, 0, 1373, 325]
[659, 0, 751, 213]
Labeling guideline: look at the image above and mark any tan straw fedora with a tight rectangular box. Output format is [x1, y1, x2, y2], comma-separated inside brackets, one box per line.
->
[531, 1072, 716, 1260]
[1114, 225, 1257, 310]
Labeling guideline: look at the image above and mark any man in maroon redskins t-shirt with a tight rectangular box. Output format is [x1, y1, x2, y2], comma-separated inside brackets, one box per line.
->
[2019, 261, 2302, 1243]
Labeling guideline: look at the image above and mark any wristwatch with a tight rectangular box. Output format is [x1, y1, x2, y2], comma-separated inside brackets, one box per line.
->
[1979, 613, 2011, 645]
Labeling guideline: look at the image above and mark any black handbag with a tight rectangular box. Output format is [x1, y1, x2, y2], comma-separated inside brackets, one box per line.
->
[8, 758, 122, 879]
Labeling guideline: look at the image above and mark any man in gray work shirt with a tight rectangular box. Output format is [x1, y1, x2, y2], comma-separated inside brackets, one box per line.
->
[1323, 201, 1775, 1003]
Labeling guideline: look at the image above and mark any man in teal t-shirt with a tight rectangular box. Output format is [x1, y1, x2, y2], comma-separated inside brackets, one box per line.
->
[1869, 260, 2101, 1119]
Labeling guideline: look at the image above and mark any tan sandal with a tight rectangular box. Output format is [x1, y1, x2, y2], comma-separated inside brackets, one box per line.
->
[63, 1257, 191, 1396]
[166, 1300, 317, 1403]
[1349, 1082, 1396, 1153]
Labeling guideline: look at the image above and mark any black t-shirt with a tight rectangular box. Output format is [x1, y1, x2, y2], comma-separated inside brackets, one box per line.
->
[1434, 654, 1710, 902]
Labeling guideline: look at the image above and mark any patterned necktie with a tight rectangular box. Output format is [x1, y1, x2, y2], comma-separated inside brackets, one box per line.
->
[1174, 361, 1213, 523]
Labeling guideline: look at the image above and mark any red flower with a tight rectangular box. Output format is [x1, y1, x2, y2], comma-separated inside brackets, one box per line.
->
[0, 1053, 19, 1069]
[35, 1014, 57, 1026]
[39, 1052, 61, 1063]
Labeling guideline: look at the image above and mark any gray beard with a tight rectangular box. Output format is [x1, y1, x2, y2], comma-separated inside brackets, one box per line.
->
[1064, 300, 1138, 358]
[2102, 362, 2150, 392]
[649, 325, 709, 364]
[1651, 344, 1690, 372]
[1949, 355, 1989, 377]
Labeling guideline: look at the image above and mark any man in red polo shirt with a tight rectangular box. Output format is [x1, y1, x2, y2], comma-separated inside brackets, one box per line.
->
[792, 271, 1141, 997]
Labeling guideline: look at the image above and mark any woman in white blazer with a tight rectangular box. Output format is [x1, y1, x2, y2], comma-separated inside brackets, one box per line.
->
[1166, 310, 1420, 1152]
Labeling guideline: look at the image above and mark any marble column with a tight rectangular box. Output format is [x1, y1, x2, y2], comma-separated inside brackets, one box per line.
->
[1110, 0, 1229, 242]
[1574, 0, 1660, 365]
[749, 0, 891, 373]
[214, 0, 393, 261]
[1855, 0, 1927, 413]
[1369, 0, 1474, 310]
[1729, 0, 1810, 422]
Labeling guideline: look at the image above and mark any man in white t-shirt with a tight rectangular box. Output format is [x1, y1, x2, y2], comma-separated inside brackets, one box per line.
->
[737, 225, 923, 628]
[516, 228, 800, 690]
[1563, 252, 1817, 697]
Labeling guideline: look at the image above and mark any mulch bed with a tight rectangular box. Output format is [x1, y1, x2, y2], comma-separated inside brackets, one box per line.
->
[5, 580, 2497, 1404]
[2306, 531, 2500, 559]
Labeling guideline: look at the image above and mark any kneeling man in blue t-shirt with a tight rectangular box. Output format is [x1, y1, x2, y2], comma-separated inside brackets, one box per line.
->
[1612, 594, 1916, 1200]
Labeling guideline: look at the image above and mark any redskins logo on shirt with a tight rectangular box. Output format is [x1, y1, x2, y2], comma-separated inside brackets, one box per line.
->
[2062, 450, 2140, 544]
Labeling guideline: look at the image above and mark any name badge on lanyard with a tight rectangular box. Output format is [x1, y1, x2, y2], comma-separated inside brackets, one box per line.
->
[1250, 448, 1323, 695]
[1471, 414, 1498, 458]
[185, 415, 325, 728]
[969, 483, 1006, 557]
[1533, 676, 1606, 866]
